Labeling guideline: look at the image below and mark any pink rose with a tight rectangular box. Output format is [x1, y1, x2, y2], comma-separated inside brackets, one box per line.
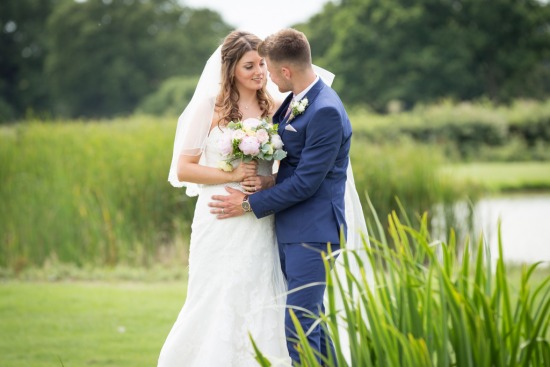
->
[239, 136, 260, 156]
[255, 129, 269, 144]
[242, 118, 261, 130]
[218, 131, 233, 156]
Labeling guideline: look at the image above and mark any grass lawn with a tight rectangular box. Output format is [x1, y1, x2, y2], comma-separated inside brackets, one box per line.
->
[0, 281, 187, 367]
[441, 161, 550, 191]
[1, 263, 548, 367]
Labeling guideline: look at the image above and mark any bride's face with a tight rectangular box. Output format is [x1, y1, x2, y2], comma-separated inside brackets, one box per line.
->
[234, 50, 266, 92]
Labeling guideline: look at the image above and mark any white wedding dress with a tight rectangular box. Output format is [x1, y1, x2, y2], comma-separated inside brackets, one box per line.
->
[158, 127, 291, 367]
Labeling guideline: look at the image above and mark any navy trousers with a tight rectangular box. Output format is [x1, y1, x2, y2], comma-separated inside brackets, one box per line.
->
[279, 242, 339, 366]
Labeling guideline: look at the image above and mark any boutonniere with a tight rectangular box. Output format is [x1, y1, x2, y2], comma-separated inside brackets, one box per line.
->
[288, 97, 308, 122]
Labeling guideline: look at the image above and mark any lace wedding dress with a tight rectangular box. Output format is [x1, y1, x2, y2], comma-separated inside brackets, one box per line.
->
[158, 127, 291, 367]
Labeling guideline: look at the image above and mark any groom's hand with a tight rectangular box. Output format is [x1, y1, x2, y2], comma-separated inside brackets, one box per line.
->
[209, 186, 247, 219]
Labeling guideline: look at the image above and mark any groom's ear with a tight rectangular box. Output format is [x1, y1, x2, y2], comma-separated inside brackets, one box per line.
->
[281, 67, 291, 80]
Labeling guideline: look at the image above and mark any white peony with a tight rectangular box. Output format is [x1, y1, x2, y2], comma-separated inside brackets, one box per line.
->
[239, 136, 261, 156]
[255, 129, 269, 144]
[218, 131, 233, 156]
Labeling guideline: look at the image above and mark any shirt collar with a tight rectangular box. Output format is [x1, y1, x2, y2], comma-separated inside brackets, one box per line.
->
[293, 75, 319, 102]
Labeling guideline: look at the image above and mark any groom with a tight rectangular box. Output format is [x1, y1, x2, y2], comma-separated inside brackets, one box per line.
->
[210, 28, 351, 365]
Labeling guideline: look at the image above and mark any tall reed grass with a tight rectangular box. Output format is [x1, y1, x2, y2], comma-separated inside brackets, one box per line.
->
[254, 204, 550, 366]
[350, 138, 479, 244]
[0, 117, 475, 270]
[0, 117, 194, 269]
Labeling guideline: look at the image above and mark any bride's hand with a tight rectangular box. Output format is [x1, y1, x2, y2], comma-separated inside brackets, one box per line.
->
[241, 174, 276, 194]
[230, 161, 257, 182]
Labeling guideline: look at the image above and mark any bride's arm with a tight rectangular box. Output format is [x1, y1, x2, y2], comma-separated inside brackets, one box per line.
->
[177, 154, 257, 185]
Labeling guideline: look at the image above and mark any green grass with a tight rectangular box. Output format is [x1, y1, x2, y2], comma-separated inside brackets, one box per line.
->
[441, 161, 550, 192]
[0, 281, 187, 367]
[1, 263, 547, 367]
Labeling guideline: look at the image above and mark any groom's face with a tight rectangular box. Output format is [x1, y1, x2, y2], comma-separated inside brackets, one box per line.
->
[266, 58, 292, 93]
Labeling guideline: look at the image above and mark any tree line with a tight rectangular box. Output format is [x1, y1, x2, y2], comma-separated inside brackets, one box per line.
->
[297, 0, 550, 111]
[1, 0, 549, 122]
[0, 0, 231, 122]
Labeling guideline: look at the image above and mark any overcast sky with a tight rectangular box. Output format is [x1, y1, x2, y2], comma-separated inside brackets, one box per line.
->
[183, 0, 333, 38]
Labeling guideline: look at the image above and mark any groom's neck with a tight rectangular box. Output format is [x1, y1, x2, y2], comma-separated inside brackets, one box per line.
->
[291, 67, 316, 96]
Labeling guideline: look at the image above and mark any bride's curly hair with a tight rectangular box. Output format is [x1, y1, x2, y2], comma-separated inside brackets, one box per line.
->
[216, 31, 273, 126]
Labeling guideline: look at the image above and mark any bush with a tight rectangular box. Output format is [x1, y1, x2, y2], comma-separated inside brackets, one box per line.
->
[508, 99, 550, 146]
[351, 99, 550, 161]
[136, 76, 199, 116]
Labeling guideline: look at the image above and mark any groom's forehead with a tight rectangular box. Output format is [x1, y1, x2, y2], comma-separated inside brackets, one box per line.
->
[266, 58, 282, 70]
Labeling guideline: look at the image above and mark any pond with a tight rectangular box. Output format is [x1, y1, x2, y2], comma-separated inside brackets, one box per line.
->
[474, 193, 550, 264]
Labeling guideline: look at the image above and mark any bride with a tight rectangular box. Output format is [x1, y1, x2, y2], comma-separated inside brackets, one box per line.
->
[160, 31, 291, 366]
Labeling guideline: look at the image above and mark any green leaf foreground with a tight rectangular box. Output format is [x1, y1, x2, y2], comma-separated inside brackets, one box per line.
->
[253, 201, 550, 366]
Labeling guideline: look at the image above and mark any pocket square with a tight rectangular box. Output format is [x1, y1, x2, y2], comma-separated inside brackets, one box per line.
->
[284, 124, 297, 132]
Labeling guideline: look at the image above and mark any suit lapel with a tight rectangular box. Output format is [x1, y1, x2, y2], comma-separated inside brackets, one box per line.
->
[301, 78, 325, 111]
[275, 93, 294, 135]
[287, 79, 326, 124]
[276, 79, 327, 135]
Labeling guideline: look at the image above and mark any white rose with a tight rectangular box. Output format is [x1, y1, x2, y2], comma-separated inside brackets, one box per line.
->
[232, 129, 246, 140]
[271, 134, 283, 150]
[297, 104, 305, 113]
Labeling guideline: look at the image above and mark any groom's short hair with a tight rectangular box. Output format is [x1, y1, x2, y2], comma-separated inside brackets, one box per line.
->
[259, 28, 312, 67]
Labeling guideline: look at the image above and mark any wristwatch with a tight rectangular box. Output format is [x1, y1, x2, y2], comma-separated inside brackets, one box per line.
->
[241, 195, 252, 212]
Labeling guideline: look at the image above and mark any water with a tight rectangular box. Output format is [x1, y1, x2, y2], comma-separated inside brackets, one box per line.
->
[474, 193, 550, 264]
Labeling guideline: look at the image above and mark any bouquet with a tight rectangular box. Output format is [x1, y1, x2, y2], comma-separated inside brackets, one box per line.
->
[217, 117, 287, 172]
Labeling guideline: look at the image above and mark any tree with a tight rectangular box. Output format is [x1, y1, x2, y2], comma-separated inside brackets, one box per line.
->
[456, 0, 550, 102]
[297, 0, 550, 111]
[45, 0, 230, 118]
[136, 75, 199, 116]
[0, 0, 58, 121]
[293, 1, 340, 67]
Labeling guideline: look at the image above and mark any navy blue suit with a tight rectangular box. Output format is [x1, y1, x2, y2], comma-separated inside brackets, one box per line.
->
[249, 78, 351, 364]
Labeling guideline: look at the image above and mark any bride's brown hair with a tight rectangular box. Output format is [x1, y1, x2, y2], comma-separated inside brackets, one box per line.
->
[216, 31, 273, 125]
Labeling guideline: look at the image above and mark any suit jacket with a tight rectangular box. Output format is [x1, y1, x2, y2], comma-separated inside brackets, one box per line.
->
[249, 78, 352, 244]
